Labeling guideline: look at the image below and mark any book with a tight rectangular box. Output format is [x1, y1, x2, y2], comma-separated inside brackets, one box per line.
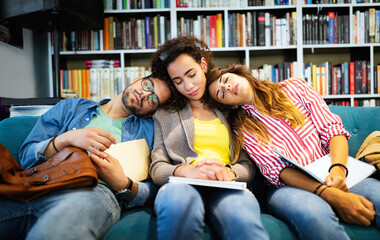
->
[104, 138, 151, 182]
[168, 176, 247, 190]
[257, 12, 265, 46]
[273, 148, 376, 189]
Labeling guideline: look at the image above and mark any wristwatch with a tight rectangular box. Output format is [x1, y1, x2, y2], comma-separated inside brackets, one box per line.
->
[116, 177, 134, 201]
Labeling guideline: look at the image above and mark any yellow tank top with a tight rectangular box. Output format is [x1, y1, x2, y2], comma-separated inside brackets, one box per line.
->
[192, 118, 231, 165]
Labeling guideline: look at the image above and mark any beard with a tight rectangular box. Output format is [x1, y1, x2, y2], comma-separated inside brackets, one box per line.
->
[121, 89, 151, 118]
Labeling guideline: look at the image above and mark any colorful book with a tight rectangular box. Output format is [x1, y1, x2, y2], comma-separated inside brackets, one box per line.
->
[328, 12, 335, 44]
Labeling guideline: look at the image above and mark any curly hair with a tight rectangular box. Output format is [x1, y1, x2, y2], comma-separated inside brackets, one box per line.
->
[150, 36, 215, 111]
[206, 64, 306, 152]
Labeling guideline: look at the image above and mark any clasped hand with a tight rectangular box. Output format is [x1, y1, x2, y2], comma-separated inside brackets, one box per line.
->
[64, 127, 128, 191]
[324, 167, 349, 192]
[64, 127, 116, 158]
[174, 159, 235, 182]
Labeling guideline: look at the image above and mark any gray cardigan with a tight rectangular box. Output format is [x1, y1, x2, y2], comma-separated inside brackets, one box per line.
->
[149, 103, 256, 186]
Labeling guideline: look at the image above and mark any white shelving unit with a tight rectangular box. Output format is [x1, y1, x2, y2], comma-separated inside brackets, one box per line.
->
[53, 0, 380, 106]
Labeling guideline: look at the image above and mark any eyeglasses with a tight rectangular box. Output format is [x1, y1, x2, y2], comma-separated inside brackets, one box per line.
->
[141, 76, 160, 107]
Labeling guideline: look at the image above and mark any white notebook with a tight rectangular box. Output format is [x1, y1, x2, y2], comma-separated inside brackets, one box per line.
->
[104, 139, 151, 182]
[169, 176, 247, 190]
[273, 148, 376, 189]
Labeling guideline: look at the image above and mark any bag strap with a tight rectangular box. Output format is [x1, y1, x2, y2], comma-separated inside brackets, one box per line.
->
[23, 147, 85, 174]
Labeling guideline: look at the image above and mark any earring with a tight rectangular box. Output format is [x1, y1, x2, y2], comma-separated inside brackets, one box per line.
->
[232, 106, 238, 109]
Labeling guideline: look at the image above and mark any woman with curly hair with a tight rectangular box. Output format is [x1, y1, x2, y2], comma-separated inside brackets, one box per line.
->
[149, 36, 269, 240]
[206, 64, 380, 240]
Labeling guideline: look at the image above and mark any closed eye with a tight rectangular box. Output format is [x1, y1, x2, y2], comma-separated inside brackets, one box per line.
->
[216, 89, 224, 100]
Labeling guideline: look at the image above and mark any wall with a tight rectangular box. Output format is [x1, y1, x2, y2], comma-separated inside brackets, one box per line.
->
[0, 28, 51, 98]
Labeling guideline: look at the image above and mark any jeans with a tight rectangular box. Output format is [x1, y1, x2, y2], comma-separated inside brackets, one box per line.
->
[0, 184, 120, 240]
[267, 177, 380, 240]
[154, 183, 269, 240]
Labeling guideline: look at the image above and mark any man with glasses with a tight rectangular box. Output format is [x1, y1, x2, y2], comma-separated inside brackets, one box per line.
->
[0, 75, 172, 240]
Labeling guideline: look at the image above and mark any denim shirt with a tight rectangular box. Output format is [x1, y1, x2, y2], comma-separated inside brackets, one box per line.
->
[19, 98, 156, 208]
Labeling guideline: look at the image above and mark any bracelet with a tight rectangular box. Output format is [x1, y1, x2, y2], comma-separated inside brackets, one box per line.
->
[313, 183, 325, 194]
[318, 186, 329, 197]
[328, 163, 348, 177]
[51, 136, 59, 152]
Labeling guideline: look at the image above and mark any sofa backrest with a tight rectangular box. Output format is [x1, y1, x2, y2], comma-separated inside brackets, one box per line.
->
[0, 116, 39, 162]
[329, 106, 380, 157]
[0, 106, 378, 162]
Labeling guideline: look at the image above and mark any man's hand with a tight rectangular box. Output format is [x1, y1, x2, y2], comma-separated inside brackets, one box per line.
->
[60, 127, 117, 158]
[90, 152, 129, 191]
[322, 187, 375, 226]
[174, 159, 235, 182]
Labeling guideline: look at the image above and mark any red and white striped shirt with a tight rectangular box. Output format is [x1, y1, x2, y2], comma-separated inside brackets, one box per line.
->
[242, 78, 350, 186]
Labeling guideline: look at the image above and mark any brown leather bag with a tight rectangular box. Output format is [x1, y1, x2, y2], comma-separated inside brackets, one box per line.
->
[0, 143, 98, 201]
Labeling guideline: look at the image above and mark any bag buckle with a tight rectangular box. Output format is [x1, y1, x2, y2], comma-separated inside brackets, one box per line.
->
[28, 175, 49, 186]
[26, 167, 37, 176]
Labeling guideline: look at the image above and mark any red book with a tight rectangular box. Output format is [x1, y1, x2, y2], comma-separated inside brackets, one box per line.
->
[362, 61, 367, 94]
[209, 15, 217, 48]
[349, 61, 355, 95]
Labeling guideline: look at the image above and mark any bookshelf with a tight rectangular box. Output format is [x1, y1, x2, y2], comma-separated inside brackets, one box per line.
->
[53, 0, 380, 106]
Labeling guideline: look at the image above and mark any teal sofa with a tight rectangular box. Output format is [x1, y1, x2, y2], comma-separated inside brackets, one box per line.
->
[1, 106, 380, 239]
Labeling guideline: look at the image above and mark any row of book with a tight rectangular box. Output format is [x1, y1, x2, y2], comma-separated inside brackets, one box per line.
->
[61, 15, 170, 51]
[177, 11, 297, 48]
[248, 0, 295, 5]
[177, 0, 250, 7]
[326, 99, 380, 107]
[304, 0, 380, 3]
[229, 11, 297, 47]
[103, 15, 169, 50]
[303, 13, 350, 45]
[104, 0, 170, 10]
[303, 61, 373, 96]
[59, 66, 150, 101]
[251, 61, 298, 83]
[353, 9, 380, 44]
[178, 14, 223, 48]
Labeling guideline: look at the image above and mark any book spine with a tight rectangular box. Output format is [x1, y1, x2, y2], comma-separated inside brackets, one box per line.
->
[362, 60, 367, 94]
[265, 12, 271, 46]
[216, 13, 223, 47]
[257, 12, 265, 46]
[328, 12, 335, 44]
[355, 60, 363, 94]
[349, 61, 355, 95]
[209, 15, 217, 48]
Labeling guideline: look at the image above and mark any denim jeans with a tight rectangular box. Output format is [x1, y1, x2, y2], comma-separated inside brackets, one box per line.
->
[154, 183, 269, 240]
[267, 177, 380, 240]
[0, 184, 120, 240]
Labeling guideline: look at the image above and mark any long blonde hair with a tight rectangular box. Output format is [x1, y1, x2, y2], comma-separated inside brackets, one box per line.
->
[206, 65, 306, 152]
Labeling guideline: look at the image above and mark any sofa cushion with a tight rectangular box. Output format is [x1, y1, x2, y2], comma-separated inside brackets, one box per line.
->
[102, 207, 297, 240]
[0, 116, 39, 163]
[329, 106, 380, 157]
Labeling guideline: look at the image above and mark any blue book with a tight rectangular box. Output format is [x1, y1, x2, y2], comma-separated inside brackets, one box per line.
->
[145, 17, 151, 49]
[376, 10, 380, 43]
[63, 70, 68, 89]
[342, 62, 349, 94]
[328, 12, 335, 44]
